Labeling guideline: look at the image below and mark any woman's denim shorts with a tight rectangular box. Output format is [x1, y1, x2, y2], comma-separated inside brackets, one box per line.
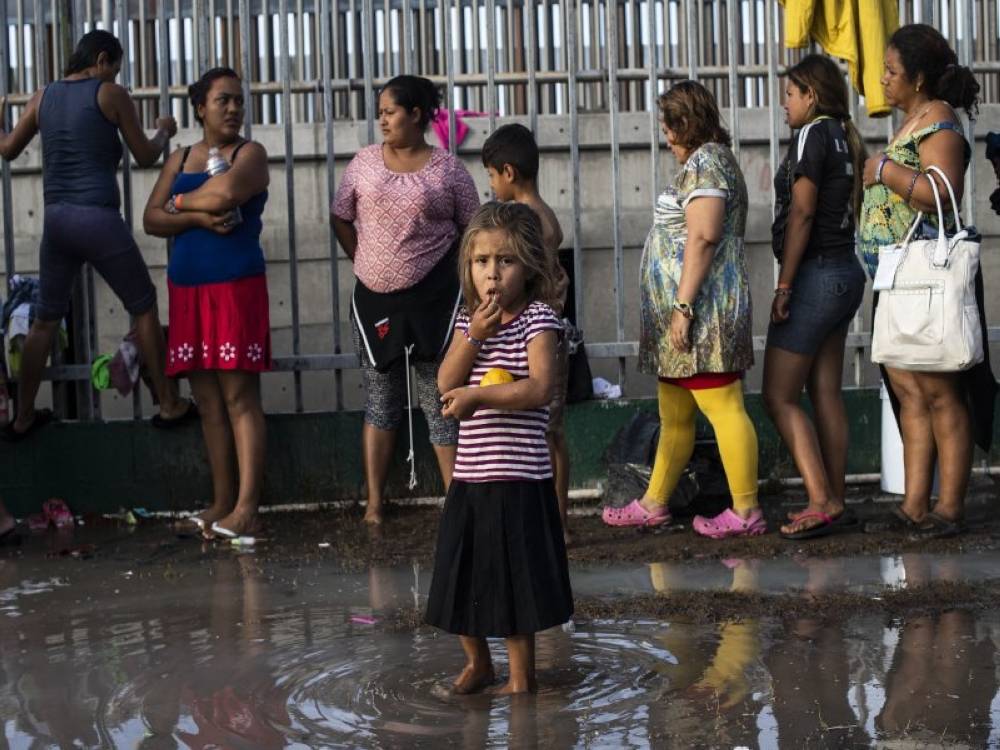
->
[766, 253, 866, 356]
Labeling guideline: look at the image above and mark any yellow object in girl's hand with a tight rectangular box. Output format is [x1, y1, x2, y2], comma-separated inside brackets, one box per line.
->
[479, 368, 514, 386]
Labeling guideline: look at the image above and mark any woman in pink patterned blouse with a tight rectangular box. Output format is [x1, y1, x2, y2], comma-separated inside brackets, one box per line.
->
[332, 75, 480, 525]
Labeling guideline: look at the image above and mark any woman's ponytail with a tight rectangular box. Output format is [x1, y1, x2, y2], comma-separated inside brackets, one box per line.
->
[842, 117, 867, 219]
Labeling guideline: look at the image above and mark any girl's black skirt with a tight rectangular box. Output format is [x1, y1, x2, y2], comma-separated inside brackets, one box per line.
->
[425, 478, 574, 638]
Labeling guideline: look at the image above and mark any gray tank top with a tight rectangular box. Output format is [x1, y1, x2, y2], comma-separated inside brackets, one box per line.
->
[39, 78, 123, 208]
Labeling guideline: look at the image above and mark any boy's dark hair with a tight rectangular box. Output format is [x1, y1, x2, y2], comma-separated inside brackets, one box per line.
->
[188, 67, 242, 124]
[65, 30, 123, 75]
[381, 75, 441, 130]
[481, 124, 539, 182]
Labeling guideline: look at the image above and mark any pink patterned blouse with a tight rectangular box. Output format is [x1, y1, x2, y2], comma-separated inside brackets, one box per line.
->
[331, 144, 481, 292]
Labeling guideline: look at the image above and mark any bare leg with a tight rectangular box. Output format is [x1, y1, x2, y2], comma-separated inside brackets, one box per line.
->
[763, 344, 841, 534]
[453, 636, 494, 694]
[362, 424, 397, 524]
[915, 372, 972, 522]
[187, 372, 238, 525]
[548, 431, 572, 544]
[10, 318, 59, 433]
[133, 307, 188, 418]
[805, 330, 851, 506]
[0, 499, 14, 536]
[886, 367, 934, 523]
[213, 371, 266, 535]
[500, 634, 537, 694]
[432, 444, 457, 492]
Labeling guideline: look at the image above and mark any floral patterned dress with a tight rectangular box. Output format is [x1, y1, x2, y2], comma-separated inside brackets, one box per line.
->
[859, 121, 968, 277]
[638, 142, 753, 378]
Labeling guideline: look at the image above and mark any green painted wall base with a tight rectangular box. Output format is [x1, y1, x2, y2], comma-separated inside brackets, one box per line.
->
[0, 386, 972, 516]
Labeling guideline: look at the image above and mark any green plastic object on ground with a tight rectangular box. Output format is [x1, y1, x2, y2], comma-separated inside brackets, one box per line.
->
[91, 354, 113, 390]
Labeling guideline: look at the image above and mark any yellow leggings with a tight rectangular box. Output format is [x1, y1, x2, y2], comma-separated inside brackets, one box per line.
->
[645, 380, 758, 512]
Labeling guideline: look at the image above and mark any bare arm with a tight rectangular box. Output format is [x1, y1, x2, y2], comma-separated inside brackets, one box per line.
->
[777, 176, 818, 287]
[331, 216, 358, 260]
[441, 329, 557, 419]
[0, 91, 42, 161]
[438, 297, 503, 393]
[874, 129, 966, 213]
[676, 196, 725, 303]
[143, 148, 227, 238]
[98, 83, 175, 167]
[174, 142, 270, 213]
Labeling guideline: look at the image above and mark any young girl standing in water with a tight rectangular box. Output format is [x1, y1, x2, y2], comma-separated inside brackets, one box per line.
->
[425, 201, 574, 695]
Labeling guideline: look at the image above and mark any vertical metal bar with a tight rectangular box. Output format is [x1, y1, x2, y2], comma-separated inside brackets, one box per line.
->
[0, 0, 14, 281]
[361, 0, 375, 143]
[567, 0, 583, 332]
[961, 0, 975, 227]
[525, 0, 537, 132]
[209, 0, 217, 68]
[647, 0, 659, 211]
[226, 0, 235, 69]
[444, 0, 456, 152]
[320, 0, 344, 410]
[765, 0, 779, 201]
[470, 0, 480, 109]
[486, 0, 496, 131]
[418, 0, 427, 74]
[34, 0, 47, 85]
[239, 0, 253, 136]
[158, 0, 170, 120]
[401, 0, 413, 73]
[727, 0, 739, 155]
[607, 0, 625, 390]
[15, 0, 24, 91]
[684, 0, 694, 78]
[195, 0, 210, 76]
[279, 0, 303, 411]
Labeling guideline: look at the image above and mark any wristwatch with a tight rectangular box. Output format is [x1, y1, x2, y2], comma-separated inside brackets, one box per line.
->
[672, 301, 695, 320]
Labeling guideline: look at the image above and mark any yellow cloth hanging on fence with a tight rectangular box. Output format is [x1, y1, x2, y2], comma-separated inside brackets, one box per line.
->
[780, 0, 899, 117]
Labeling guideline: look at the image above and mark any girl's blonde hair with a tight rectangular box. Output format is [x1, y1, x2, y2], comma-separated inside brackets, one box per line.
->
[786, 54, 868, 218]
[458, 201, 560, 311]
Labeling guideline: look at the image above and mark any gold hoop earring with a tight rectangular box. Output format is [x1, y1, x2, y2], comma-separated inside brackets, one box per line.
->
[916, 83, 921, 92]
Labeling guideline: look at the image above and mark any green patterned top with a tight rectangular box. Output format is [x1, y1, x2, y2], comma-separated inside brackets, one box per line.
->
[859, 120, 968, 277]
[638, 142, 753, 378]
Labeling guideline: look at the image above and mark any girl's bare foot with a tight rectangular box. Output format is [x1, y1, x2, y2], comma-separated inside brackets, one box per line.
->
[494, 677, 536, 695]
[363, 505, 384, 525]
[452, 664, 495, 695]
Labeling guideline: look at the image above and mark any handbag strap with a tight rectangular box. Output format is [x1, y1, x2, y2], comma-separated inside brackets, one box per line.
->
[923, 164, 964, 234]
[898, 173, 948, 266]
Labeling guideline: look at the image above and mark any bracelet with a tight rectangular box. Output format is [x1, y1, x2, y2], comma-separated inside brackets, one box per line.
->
[464, 329, 484, 347]
[672, 300, 695, 320]
[875, 155, 889, 184]
[904, 170, 921, 204]
[774, 287, 793, 297]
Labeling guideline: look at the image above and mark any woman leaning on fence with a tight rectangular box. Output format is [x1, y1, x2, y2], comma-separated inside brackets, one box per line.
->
[331, 75, 480, 526]
[602, 80, 762, 539]
[859, 24, 997, 539]
[0, 29, 193, 441]
[143, 67, 271, 539]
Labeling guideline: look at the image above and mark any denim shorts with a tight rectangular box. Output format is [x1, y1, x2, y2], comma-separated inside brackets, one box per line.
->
[766, 253, 866, 356]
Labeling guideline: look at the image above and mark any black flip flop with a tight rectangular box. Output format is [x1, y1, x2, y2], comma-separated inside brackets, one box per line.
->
[911, 511, 965, 540]
[1, 408, 55, 443]
[781, 507, 857, 541]
[151, 401, 200, 429]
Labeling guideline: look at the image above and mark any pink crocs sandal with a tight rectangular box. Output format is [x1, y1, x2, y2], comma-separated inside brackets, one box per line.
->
[692, 508, 766, 539]
[602, 499, 672, 528]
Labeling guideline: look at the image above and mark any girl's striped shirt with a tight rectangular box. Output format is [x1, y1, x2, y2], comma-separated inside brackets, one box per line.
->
[454, 301, 562, 482]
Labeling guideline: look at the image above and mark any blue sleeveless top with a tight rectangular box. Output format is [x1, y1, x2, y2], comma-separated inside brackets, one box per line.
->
[167, 158, 268, 286]
[38, 78, 123, 208]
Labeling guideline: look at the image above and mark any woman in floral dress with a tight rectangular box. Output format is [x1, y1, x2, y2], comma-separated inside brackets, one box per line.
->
[603, 81, 761, 538]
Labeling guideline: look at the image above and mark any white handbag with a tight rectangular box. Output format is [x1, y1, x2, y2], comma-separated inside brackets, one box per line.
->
[871, 165, 983, 372]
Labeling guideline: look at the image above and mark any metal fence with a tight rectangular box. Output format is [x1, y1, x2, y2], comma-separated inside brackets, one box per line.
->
[0, 0, 996, 418]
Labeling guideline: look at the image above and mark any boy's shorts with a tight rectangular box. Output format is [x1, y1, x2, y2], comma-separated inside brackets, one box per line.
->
[547, 324, 570, 438]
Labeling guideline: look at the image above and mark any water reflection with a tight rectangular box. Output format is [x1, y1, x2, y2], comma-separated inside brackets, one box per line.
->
[1, 550, 999, 747]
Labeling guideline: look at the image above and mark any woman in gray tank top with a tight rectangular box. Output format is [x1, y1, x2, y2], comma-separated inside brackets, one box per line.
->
[0, 30, 196, 439]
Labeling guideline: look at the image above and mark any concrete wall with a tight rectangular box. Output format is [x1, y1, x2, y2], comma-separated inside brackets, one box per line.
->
[3, 105, 1000, 417]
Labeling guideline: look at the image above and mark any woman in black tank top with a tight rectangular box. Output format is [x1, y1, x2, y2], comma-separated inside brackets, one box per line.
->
[0, 30, 195, 441]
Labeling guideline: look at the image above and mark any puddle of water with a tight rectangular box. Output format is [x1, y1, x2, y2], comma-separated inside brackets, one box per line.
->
[1, 552, 999, 748]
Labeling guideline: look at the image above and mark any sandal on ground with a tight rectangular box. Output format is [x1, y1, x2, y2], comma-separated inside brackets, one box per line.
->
[2, 409, 55, 443]
[151, 401, 200, 429]
[780, 507, 857, 541]
[911, 511, 965, 540]
[863, 504, 920, 534]
[693, 508, 767, 539]
[602, 498, 672, 528]
[42, 498, 74, 529]
[211, 519, 262, 539]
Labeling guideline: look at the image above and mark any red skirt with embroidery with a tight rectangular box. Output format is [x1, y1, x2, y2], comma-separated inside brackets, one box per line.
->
[166, 274, 272, 375]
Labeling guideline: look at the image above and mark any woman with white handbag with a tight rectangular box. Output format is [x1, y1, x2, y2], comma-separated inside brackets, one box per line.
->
[860, 24, 997, 539]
